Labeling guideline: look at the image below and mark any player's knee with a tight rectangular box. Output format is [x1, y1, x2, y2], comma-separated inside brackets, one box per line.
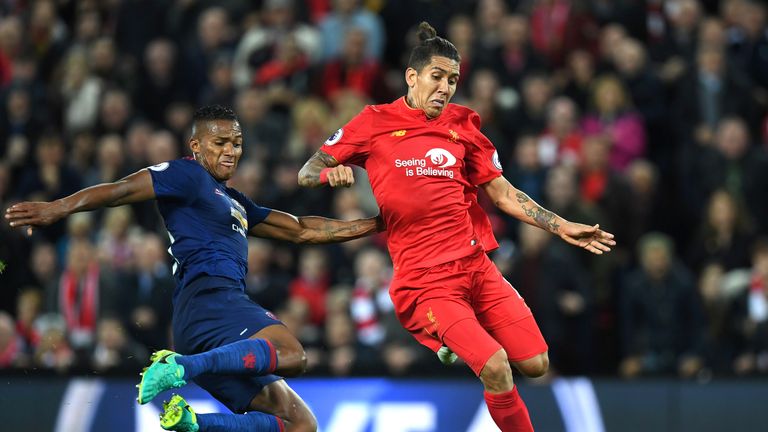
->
[479, 349, 514, 392]
[277, 346, 307, 377]
[518, 352, 549, 378]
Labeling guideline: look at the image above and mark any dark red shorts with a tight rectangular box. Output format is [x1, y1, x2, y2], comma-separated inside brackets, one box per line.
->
[390, 250, 548, 376]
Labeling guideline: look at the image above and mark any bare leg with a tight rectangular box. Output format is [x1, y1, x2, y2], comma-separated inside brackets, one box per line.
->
[248, 380, 318, 432]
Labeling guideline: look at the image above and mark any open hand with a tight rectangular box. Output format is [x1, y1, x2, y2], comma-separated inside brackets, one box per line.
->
[5, 201, 66, 235]
[559, 222, 615, 255]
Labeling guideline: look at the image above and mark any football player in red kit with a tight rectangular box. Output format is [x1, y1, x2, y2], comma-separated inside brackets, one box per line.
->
[298, 22, 615, 431]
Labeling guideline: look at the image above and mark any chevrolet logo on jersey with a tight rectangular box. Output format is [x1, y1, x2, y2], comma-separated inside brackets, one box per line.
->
[231, 207, 248, 232]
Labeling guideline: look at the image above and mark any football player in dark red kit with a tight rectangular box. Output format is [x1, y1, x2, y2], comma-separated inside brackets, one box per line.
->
[298, 22, 615, 431]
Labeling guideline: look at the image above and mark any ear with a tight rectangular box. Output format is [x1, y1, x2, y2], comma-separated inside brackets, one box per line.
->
[189, 138, 200, 157]
[405, 67, 418, 89]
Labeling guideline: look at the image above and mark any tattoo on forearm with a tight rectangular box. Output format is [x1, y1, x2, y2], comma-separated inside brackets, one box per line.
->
[319, 221, 370, 243]
[298, 150, 338, 187]
[515, 191, 560, 233]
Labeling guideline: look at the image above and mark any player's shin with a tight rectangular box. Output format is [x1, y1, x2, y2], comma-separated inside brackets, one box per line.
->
[484, 387, 534, 432]
[176, 339, 278, 380]
[196, 411, 284, 432]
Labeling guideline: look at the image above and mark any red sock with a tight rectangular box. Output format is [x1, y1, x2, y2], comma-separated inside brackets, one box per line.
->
[484, 386, 534, 432]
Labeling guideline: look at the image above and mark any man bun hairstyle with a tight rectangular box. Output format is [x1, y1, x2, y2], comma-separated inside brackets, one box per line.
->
[407, 22, 460, 72]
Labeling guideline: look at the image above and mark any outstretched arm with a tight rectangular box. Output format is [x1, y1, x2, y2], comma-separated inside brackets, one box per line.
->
[249, 209, 384, 244]
[298, 149, 355, 188]
[5, 169, 155, 231]
[481, 176, 615, 254]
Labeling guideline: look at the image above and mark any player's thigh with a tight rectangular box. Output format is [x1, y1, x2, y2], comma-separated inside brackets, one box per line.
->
[472, 259, 547, 363]
[173, 278, 283, 354]
[487, 314, 548, 368]
[397, 293, 501, 376]
[441, 315, 503, 376]
[248, 379, 318, 432]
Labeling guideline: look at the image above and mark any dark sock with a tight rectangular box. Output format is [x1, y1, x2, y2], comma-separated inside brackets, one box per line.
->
[197, 411, 284, 432]
[175, 339, 278, 380]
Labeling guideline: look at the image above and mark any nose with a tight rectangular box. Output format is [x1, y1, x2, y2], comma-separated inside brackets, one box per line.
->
[222, 142, 234, 155]
[437, 77, 449, 94]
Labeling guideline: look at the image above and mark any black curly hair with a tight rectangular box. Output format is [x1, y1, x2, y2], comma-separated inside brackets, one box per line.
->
[193, 105, 237, 122]
[191, 105, 237, 137]
[406, 22, 461, 72]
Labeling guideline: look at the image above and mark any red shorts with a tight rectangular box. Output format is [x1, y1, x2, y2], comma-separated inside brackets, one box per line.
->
[390, 249, 548, 376]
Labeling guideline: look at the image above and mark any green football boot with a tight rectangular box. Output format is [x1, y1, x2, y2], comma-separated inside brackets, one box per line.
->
[137, 349, 187, 404]
[437, 345, 458, 365]
[160, 394, 199, 432]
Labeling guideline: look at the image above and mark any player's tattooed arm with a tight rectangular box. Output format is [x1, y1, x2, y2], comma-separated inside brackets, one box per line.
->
[481, 176, 616, 255]
[482, 176, 564, 234]
[299, 150, 356, 188]
[298, 150, 339, 187]
[250, 209, 383, 244]
[514, 191, 561, 234]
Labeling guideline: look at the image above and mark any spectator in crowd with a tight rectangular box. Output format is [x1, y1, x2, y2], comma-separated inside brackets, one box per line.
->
[318, 0, 385, 62]
[612, 38, 668, 166]
[728, 239, 768, 375]
[537, 96, 583, 167]
[478, 14, 547, 90]
[32, 313, 75, 372]
[316, 27, 386, 103]
[29, 242, 58, 289]
[581, 74, 646, 171]
[134, 39, 186, 126]
[116, 231, 173, 352]
[560, 49, 597, 110]
[15, 288, 43, 356]
[508, 223, 593, 375]
[289, 248, 331, 328]
[578, 135, 634, 248]
[84, 134, 129, 187]
[689, 117, 768, 234]
[47, 238, 118, 351]
[688, 189, 755, 273]
[235, 88, 288, 162]
[505, 134, 548, 205]
[674, 44, 756, 147]
[506, 72, 554, 143]
[91, 316, 147, 373]
[245, 238, 291, 313]
[60, 49, 103, 133]
[350, 248, 393, 347]
[232, 0, 321, 90]
[0, 311, 23, 368]
[620, 232, 705, 378]
[287, 98, 334, 161]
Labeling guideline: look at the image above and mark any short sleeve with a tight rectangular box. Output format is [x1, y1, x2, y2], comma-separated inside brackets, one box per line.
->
[320, 106, 374, 167]
[464, 112, 503, 186]
[227, 188, 272, 229]
[148, 159, 203, 201]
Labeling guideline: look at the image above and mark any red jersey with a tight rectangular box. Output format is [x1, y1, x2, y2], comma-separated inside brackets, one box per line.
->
[321, 97, 502, 273]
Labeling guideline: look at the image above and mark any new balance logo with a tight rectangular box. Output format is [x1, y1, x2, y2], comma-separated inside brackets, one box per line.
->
[391, 130, 407, 137]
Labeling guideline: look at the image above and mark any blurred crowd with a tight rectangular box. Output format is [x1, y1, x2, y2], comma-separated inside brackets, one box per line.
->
[1, 0, 768, 381]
